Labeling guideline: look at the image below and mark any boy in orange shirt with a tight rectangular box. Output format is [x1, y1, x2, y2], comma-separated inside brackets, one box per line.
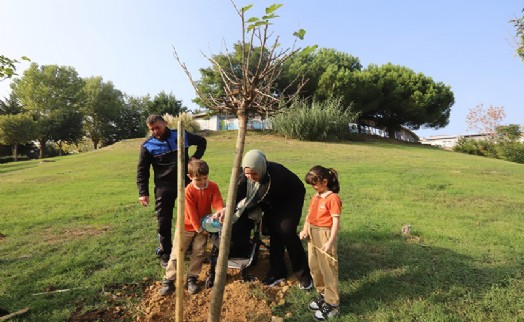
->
[159, 159, 225, 295]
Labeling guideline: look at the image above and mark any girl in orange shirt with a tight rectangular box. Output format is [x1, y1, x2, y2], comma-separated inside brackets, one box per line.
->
[299, 165, 342, 321]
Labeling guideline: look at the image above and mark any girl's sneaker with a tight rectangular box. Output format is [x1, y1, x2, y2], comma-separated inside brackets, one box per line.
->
[314, 302, 339, 321]
[308, 294, 325, 311]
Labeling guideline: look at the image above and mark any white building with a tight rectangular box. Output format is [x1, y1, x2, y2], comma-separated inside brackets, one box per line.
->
[421, 130, 524, 149]
[192, 113, 271, 131]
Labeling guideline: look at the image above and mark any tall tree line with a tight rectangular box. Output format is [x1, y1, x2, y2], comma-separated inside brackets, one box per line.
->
[0, 63, 188, 160]
[196, 46, 455, 138]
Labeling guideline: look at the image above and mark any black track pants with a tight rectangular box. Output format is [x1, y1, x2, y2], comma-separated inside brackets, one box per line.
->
[154, 184, 177, 256]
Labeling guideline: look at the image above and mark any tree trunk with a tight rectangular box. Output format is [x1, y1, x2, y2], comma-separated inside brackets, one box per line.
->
[92, 139, 99, 150]
[208, 112, 248, 322]
[12, 143, 18, 162]
[387, 127, 396, 139]
[38, 139, 46, 159]
[57, 142, 63, 156]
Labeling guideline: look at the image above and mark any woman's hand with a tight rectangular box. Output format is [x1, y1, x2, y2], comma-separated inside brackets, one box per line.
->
[299, 229, 309, 240]
[213, 208, 226, 222]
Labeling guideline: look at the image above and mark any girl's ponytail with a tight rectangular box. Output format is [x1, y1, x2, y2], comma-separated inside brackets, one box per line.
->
[305, 165, 340, 193]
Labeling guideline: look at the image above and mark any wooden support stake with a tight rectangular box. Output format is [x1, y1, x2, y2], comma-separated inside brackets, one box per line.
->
[0, 307, 29, 321]
[32, 287, 87, 295]
[174, 120, 186, 322]
[313, 245, 338, 263]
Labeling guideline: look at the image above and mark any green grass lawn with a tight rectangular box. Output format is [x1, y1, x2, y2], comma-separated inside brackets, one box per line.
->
[1, 132, 523, 321]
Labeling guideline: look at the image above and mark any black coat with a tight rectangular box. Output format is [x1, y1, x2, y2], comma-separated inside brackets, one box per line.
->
[136, 128, 206, 196]
[236, 161, 305, 216]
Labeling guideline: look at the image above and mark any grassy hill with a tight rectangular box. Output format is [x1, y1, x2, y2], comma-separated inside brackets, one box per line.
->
[1, 132, 523, 321]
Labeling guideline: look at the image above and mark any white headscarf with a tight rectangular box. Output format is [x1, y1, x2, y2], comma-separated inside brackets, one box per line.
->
[234, 150, 268, 222]
[241, 149, 267, 178]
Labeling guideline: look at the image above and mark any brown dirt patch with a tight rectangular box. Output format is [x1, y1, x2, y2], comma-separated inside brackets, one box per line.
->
[135, 248, 298, 322]
[71, 240, 301, 321]
[42, 225, 111, 245]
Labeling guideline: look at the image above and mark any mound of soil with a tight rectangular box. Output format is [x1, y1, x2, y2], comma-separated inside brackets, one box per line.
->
[70, 244, 300, 321]
[135, 249, 296, 322]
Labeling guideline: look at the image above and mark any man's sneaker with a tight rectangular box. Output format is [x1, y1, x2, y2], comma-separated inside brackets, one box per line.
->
[299, 277, 313, 290]
[158, 279, 174, 296]
[261, 276, 285, 287]
[314, 302, 339, 321]
[160, 254, 170, 268]
[186, 276, 201, 294]
[308, 294, 325, 311]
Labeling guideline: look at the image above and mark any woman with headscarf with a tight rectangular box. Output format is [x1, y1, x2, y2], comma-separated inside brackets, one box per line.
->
[230, 149, 312, 289]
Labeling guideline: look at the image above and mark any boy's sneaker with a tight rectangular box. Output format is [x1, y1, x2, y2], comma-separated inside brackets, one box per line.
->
[158, 279, 174, 296]
[186, 276, 201, 294]
[314, 302, 339, 321]
[308, 294, 325, 311]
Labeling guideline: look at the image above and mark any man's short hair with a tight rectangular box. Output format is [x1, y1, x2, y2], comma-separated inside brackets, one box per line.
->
[187, 159, 209, 177]
[146, 114, 165, 125]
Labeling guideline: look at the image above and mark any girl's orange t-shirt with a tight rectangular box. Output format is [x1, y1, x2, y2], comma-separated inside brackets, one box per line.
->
[307, 191, 342, 227]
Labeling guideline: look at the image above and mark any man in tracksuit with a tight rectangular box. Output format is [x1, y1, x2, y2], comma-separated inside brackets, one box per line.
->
[137, 114, 207, 267]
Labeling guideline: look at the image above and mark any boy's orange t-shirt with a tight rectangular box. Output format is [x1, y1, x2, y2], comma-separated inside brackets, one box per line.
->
[307, 191, 342, 227]
[184, 181, 224, 232]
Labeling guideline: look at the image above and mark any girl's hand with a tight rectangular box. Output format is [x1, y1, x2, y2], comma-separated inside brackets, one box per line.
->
[321, 240, 333, 253]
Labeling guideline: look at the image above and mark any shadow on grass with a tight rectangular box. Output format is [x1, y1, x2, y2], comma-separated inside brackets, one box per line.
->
[0, 160, 40, 174]
[338, 229, 518, 316]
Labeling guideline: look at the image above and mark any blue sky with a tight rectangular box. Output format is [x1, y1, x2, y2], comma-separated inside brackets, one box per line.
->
[1, 0, 523, 138]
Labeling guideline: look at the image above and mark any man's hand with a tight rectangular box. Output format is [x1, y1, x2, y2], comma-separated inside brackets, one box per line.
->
[139, 196, 149, 207]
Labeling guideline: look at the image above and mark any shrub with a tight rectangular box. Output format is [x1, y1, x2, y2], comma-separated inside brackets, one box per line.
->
[270, 99, 356, 141]
[453, 138, 479, 155]
[453, 138, 497, 157]
[162, 112, 201, 134]
[60, 137, 96, 154]
[453, 138, 524, 164]
[476, 139, 498, 158]
[496, 142, 524, 164]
